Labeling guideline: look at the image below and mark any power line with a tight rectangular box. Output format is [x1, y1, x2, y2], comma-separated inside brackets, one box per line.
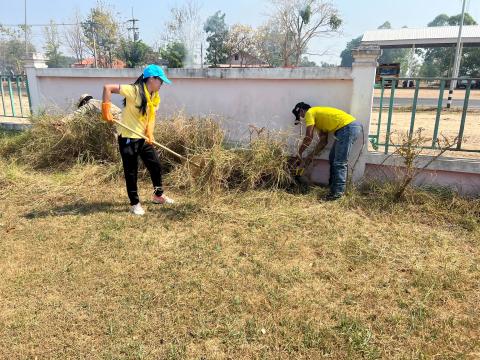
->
[1, 22, 80, 27]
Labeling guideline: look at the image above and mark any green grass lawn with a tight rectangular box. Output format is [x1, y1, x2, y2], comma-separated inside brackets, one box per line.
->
[1, 160, 479, 359]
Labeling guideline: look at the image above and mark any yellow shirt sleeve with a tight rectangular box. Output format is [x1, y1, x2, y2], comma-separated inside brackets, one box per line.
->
[119, 84, 137, 102]
[305, 109, 315, 128]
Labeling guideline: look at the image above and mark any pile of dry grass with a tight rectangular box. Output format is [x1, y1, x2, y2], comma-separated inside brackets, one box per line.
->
[155, 114, 293, 193]
[0, 112, 294, 192]
[167, 139, 293, 193]
[0, 113, 118, 169]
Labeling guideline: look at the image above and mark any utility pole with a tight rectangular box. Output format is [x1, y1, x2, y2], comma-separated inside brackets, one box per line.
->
[447, 0, 467, 109]
[127, 8, 139, 42]
[91, 21, 98, 68]
[24, 0, 27, 55]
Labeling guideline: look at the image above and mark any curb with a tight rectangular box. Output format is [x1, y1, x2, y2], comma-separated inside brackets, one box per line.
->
[0, 122, 32, 131]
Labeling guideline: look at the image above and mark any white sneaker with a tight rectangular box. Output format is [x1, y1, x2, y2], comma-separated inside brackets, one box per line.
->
[152, 194, 175, 205]
[130, 203, 145, 216]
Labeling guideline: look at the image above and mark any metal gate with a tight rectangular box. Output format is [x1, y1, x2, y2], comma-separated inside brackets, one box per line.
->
[370, 77, 480, 154]
[0, 75, 32, 118]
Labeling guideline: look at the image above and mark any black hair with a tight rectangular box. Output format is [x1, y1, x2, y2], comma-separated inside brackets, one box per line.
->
[123, 75, 148, 115]
[78, 95, 93, 108]
[292, 102, 311, 124]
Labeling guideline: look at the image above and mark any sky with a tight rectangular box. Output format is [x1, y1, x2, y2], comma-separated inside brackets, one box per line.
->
[1, 0, 479, 64]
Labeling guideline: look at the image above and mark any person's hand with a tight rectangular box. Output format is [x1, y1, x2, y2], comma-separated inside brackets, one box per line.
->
[295, 155, 304, 167]
[145, 129, 154, 145]
[101, 102, 114, 123]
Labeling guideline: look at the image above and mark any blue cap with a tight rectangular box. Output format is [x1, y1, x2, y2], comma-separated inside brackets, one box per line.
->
[143, 64, 172, 84]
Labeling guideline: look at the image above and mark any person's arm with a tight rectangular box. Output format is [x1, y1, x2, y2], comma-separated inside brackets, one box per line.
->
[102, 84, 120, 103]
[313, 131, 328, 156]
[101, 84, 120, 122]
[73, 101, 96, 117]
[298, 125, 315, 159]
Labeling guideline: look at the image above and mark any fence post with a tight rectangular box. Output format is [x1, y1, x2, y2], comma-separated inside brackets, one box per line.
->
[23, 53, 47, 115]
[350, 45, 381, 182]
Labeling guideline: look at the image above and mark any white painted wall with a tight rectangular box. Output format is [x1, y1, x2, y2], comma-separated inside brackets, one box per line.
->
[25, 67, 353, 142]
[162, 78, 352, 142]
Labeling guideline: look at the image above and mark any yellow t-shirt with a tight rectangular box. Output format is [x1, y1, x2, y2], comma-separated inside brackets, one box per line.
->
[117, 84, 160, 138]
[304, 107, 355, 133]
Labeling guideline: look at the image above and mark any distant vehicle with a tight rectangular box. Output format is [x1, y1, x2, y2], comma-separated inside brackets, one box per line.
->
[376, 63, 401, 87]
[456, 78, 479, 89]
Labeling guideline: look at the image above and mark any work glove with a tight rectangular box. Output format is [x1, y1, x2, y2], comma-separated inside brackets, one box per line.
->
[101, 102, 114, 123]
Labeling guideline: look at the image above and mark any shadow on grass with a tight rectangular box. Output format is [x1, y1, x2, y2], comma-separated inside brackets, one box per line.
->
[23, 201, 202, 221]
[154, 202, 202, 221]
[23, 201, 126, 219]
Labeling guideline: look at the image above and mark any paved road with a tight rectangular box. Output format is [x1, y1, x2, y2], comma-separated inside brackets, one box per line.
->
[373, 97, 480, 109]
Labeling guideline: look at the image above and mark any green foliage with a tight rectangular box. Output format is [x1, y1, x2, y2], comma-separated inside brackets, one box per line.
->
[255, 22, 284, 67]
[82, 2, 120, 68]
[160, 42, 187, 68]
[204, 11, 229, 67]
[118, 40, 156, 68]
[299, 57, 317, 67]
[329, 14, 342, 30]
[420, 13, 479, 77]
[340, 36, 361, 67]
[43, 20, 75, 68]
[0, 26, 35, 74]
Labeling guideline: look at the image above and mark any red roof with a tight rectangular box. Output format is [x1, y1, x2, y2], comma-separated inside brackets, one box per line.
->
[72, 57, 125, 69]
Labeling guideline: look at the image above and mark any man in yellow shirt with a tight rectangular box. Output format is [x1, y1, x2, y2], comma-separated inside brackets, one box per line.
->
[293, 102, 362, 200]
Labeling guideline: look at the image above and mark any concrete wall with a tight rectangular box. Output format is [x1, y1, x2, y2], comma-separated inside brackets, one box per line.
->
[24, 66, 353, 143]
[365, 153, 480, 196]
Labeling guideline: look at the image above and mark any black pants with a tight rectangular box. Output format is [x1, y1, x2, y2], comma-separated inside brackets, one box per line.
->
[118, 136, 163, 205]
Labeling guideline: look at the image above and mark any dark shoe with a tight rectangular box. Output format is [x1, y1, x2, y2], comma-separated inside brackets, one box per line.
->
[323, 192, 343, 201]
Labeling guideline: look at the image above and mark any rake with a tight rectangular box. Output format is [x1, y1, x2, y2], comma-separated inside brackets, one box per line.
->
[113, 119, 201, 168]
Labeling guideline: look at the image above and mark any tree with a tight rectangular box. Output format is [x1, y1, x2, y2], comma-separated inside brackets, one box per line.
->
[268, 0, 342, 66]
[378, 21, 392, 30]
[319, 61, 335, 68]
[420, 13, 478, 77]
[64, 10, 87, 64]
[254, 21, 284, 67]
[82, 1, 120, 68]
[299, 56, 317, 67]
[43, 20, 71, 68]
[340, 36, 361, 67]
[204, 11, 229, 67]
[160, 42, 187, 68]
[164, 0, 203, 67]
[0, 25, 35, 74]
[226, 24, 257, 66]
[118, 39, 157, 68]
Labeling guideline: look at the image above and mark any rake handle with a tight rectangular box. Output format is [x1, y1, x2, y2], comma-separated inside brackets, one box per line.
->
[112, 119, 201, 168]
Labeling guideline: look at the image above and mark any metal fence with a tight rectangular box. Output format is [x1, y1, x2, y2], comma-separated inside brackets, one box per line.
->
[0, 75, 31, 118]
[370, 77, 480, 154]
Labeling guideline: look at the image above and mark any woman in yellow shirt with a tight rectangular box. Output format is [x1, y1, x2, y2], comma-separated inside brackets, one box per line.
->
[102, 65, 174, 215]
[293, 102, 362, 201]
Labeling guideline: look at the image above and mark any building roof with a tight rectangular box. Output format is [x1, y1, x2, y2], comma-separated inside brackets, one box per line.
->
[72, 57, 125, 69]
[361, 25, 480, 48]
